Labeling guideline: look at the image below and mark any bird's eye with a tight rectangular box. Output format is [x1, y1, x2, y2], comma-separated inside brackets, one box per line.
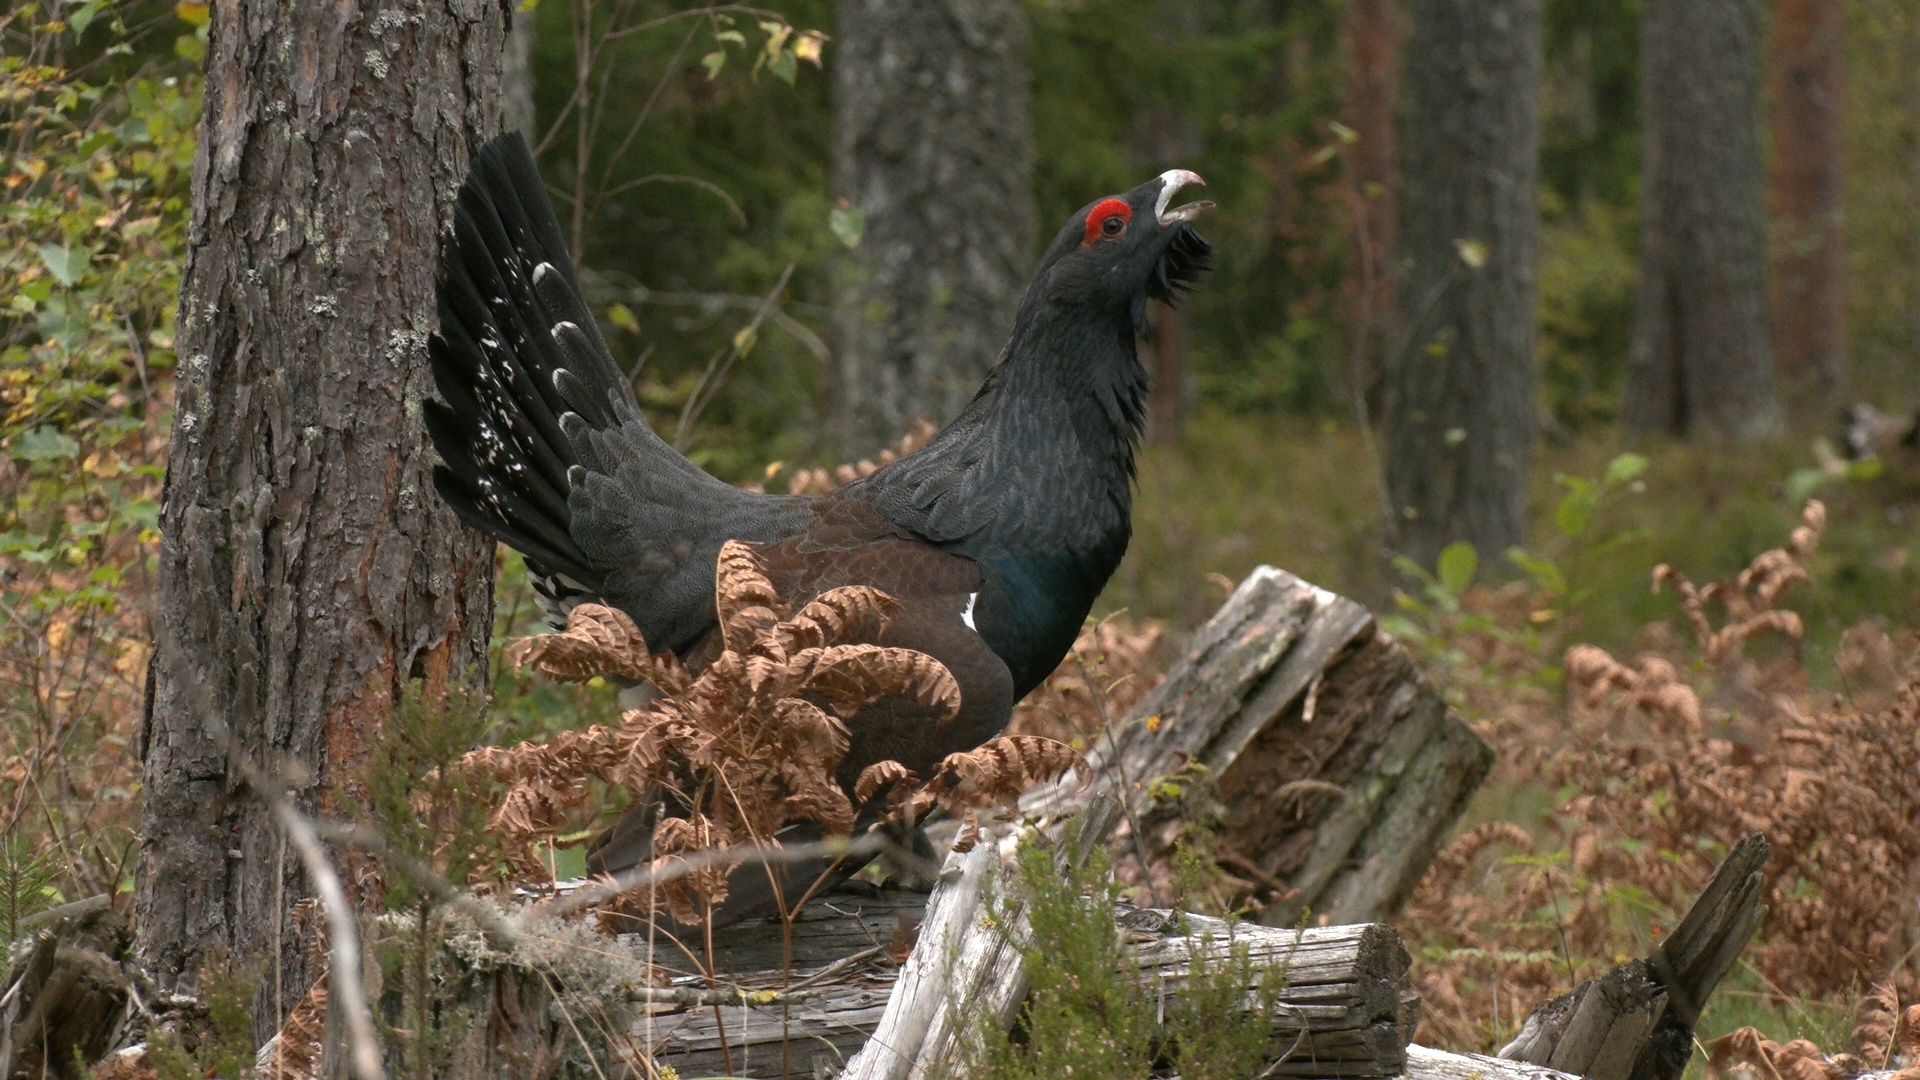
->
[1081, 197, 1133, 245]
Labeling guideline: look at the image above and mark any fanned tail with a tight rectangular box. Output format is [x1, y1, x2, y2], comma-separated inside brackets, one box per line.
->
[425, 131, 613, 587]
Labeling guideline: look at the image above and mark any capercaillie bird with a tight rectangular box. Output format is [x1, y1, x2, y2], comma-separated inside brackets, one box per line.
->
[425, 131, 1213, 925]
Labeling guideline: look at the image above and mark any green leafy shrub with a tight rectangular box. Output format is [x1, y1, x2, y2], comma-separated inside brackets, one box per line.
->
[1, 1, 199, 905]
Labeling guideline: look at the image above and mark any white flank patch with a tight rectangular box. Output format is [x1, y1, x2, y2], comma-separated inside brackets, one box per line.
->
[961, 591, 979, 631]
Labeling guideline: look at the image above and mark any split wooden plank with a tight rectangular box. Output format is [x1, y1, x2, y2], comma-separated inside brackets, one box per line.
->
[1405, 1044, 1583, 1080]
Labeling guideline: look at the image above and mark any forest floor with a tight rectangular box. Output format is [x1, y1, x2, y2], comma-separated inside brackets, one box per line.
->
[5, 410, 1919, 1076]
[1104, 414, 1920, 1071]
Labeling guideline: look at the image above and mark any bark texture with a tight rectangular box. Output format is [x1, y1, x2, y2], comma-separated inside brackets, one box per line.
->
[1382, 0, 1541, 573]
[829, 0, 1036, 455]
[1624, 0, 1780, 439]
[1769, 0, 1846, 412]
[137, 0, 504, 1028]
[1341, 0, 1399, 404]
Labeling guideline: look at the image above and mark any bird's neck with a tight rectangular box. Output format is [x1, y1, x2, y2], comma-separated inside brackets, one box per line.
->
[973, 301, 1146, 553]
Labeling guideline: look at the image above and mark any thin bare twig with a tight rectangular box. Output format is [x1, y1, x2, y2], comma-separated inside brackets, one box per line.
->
[672, 261, 796, 449]
[531, 831, 896, 923]
[264, 792, 384, 1080]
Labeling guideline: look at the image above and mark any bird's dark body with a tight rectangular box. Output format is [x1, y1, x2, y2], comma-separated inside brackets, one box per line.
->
[426, 132, 1211, 925]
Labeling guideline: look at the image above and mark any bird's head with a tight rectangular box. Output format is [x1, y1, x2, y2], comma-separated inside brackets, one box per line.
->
[1030, 170, 1215, 328]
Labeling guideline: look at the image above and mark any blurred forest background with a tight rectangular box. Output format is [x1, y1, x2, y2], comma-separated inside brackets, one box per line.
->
[6, 0, 1918, 659]
[511, 0, 1919, 649]
[6, 0, 1920, 1068]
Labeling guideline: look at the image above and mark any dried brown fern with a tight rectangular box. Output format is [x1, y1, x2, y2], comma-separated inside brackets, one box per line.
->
[463, 540, 965, 924]
[505, 603, 690, 692]
[263, 973, 327, 1080]
[778, 416, 940, 495]
[1707, 1028, 1846, 1080]
[1402, 502, 1920, 1051]
[874, 734, 1090, 853]
[1652, 500, 1824, 664]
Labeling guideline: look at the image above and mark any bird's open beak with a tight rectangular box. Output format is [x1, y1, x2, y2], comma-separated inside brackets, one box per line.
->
[1154, 170, 1215, 227]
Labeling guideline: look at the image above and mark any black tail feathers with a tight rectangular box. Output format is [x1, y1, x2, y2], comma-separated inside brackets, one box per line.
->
[425, 132, 625, 586]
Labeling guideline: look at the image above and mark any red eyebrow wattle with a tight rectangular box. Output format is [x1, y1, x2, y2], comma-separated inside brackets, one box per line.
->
[1082, 198, 1132, 246]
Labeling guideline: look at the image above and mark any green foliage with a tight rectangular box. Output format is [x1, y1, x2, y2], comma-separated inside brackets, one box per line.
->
[1374, 454, 1645, 668]
[1162, 929, 1288, 1080]
[1, 0, 199, 908]
[973, 837, 1287, 1079]
[0, 835, 61, 941]
[979, 842, 1154, 1079]
[1843, 0, 1920, 404]
[147, 955, 259, 1080]
[1509, 451, 1650, 619]
[357, 684, 514, 909]
[525, 0, 837, 476]
[1540, 0, 1641, 211]
[1536, 195, 1638, 431]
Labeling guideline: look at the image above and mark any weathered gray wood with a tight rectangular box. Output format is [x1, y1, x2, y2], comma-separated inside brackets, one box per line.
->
[830, 841, 997, 1080]
[1406, 1044, 1582, 1080]
[0, 903, 131, 1080]
[403, 567, 1471, 1077]
[1023, 565, 1492, 927]
[1128, 913, 1418, 1077]
[1500, 834, 1770, 1080]
[650, 905, 1417, 1078]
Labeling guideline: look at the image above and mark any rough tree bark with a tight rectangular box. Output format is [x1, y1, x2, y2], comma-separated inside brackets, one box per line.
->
[137, 0, 504, 1034]
[829, 0, 1036, 456]
[1769, 0, 1846, 413]
[1624, 0, 1780, 440]
[1341, 0, 1399, 406]
[1382, 0, 1541, 574]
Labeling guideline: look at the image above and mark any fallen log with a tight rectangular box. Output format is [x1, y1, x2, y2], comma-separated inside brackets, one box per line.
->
[0, 896, 131, 1080]
[835, 817, 1419, 1080]
[1024, 565, 1493, 925]
[1405, 1044, 1582, 1080]
[259, 566, 1474, 1078]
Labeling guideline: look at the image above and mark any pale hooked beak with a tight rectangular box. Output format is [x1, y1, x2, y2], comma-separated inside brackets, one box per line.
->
[1154, 169, 1214, 226]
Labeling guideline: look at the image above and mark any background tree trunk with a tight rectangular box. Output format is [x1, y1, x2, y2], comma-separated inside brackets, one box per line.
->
[502, 3, 538, 145]
[1133, 102, 1201, 443]
[1624, 0, 1779, 440]
[1769, 0, 1847, 414]
[137, 0, 504, 1035]
[829, 0, 1037, 456]
[1382, 0, 1542, 575]
[1149, 303, 1189, 441]
[1342, 0, 1399, 410]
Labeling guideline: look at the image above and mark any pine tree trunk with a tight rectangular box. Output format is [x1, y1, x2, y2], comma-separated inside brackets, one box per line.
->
[1769, 0, 1847, 413]
[502, 4, 538, 144]
[1624, 0, 1779, 440]
[136, 0, 504, 1035]
[1149, 301, 1189, 441]
[828, 0, 1036, 456]
[1382, 0, 1542, 575]
[1342, 0, 1399, 407]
